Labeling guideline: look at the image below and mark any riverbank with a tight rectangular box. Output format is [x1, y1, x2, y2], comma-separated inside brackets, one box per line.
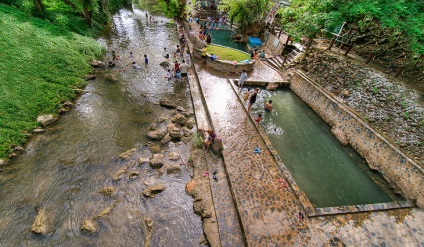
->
[0, 4, 104, 160]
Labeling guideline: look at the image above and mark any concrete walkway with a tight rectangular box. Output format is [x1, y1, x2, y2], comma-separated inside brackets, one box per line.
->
[195, 65, 312, 246]
[188, 67, 245, 246]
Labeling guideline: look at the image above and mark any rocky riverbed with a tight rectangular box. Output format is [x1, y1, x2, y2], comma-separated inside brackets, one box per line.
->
[300, 49, 423, 166]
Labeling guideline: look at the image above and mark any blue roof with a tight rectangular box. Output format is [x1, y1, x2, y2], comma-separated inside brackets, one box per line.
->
[248, 37, 262, 47]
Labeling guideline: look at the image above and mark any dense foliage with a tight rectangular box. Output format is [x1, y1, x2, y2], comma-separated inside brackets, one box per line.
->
[3, 0, 132, 35]
[219, 0, 271, 33]
[278, 0, 424, 62]
[157, 0, 185, 19]
[0, 4, 104, 159]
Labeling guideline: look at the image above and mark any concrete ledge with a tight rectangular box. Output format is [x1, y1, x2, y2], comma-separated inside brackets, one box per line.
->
[291, 70, 424, 209]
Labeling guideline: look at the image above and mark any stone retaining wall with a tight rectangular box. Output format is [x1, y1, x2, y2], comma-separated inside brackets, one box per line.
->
[291, 70, 424, 208]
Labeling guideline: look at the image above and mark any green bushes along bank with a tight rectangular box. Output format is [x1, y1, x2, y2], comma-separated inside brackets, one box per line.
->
[0, 4, 104, 159]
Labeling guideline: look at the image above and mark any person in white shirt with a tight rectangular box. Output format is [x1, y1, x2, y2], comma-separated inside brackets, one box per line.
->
[179, 60, 189, 82]
[238, 70, 248, 92]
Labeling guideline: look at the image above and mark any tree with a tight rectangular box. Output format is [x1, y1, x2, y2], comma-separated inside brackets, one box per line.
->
[219, 0, 271, 34]
[157, 0, 185, 20]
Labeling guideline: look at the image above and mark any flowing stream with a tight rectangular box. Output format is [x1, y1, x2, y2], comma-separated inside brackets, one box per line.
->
[0, 8, 202, 246]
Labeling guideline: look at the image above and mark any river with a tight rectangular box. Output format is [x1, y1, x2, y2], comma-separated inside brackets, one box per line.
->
[0, 7, 202, 247]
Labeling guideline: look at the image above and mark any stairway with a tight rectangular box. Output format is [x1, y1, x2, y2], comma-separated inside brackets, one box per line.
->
[264, 46, 303, 72]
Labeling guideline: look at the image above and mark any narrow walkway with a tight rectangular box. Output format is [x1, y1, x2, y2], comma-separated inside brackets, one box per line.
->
[188, 68, 245, 247]
[195, 65, 312, 246]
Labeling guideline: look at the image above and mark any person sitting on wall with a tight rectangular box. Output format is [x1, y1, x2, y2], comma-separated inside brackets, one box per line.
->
[199, 128, 216, 153]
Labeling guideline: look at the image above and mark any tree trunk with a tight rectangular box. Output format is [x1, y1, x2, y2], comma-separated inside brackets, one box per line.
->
[34, 0, 45, 12]
[302, 38, 313, 60]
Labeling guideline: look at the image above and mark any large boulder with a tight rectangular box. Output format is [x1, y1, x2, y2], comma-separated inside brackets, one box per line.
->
[81, 218, 98, 233]
[171, 113, 187, 125]
[142, 184, 166, 197]
[149, 154, 164, 169]
[91, 60, 105, 68]
[31, 209, 48, 234]
[159, 100, 177, 109]
[147, 130, 166, 140]
[37, 115, 57, 127]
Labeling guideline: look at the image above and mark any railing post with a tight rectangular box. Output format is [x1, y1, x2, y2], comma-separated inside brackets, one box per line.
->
[344, 43, 353, 56]
[365, 53, 373, 64]
[328, 36, 336, 50]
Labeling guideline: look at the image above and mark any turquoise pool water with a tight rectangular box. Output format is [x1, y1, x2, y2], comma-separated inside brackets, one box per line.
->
[251, 88, 403, 207]
[201, 23, 248, 52]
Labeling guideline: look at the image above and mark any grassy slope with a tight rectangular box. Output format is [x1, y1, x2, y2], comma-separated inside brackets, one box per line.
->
[206, 45, 250, 62]
[0, 4, 104, 159]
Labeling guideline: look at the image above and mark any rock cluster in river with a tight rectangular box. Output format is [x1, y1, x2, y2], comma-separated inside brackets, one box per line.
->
[302, 50, 424, 166]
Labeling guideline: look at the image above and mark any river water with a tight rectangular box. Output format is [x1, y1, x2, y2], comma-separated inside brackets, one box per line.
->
[0, 8, 202, 246]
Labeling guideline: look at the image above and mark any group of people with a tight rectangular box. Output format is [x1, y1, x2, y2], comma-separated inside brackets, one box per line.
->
[237, 70, 273, 124]
[250, 48, 266, 60]
[164, 23, 191, 82]
[107, 50, 148, 72]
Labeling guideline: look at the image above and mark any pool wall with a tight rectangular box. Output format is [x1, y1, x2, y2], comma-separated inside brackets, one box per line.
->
[291, 70, 424, 209]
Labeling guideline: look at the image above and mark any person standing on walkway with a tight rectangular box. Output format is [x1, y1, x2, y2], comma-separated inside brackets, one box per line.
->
[184, 51, 191, 66]
[248, 88, 260, 112]
[144, 54, 148, 65]
[179, 59, 189, 82]
[238, 70, 248, 92]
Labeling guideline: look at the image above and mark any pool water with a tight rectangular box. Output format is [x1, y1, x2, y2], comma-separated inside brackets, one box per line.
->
[200, 23, 248, 52]
[251, 88, 404, 208]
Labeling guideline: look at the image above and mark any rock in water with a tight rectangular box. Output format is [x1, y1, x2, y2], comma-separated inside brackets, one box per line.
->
[128, 171, 140, 179]
[171, 113, 187, 125]
[37, 115, 57, 127]
[145, 217, 154, 229]
[160, 133, 172, 145]
[91, 60, 105, 68]
[159, 61, 170, 67]
[169, 131, 183, 140]
[99, 186, 116, 196]
[113, 166, 127, 181]
[31, 209, 48, 234]
[81, 219, 98, 233]
[149, 154, 164, 169]
[105, 74, 118, 82]
[147, 130, 166, 140]
[159, 100, 176, 109]
[85, 74, 97, 80]
[185, 118, 195, 129]
[142, 184, 166, 197]
[118, 148, 136, 159]
[168, 152, 179, 161]
[167, 164, 181, 174]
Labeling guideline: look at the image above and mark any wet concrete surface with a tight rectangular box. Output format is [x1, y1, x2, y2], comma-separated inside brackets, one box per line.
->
[187, 67, 245, 246]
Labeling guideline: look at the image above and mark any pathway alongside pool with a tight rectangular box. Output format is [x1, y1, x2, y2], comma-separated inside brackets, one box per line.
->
[195, 65, 312, 245]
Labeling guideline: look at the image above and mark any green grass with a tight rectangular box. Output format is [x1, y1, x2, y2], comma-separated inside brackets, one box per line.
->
[205, 45, 250, 62]
[0, 4, 105, 159]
